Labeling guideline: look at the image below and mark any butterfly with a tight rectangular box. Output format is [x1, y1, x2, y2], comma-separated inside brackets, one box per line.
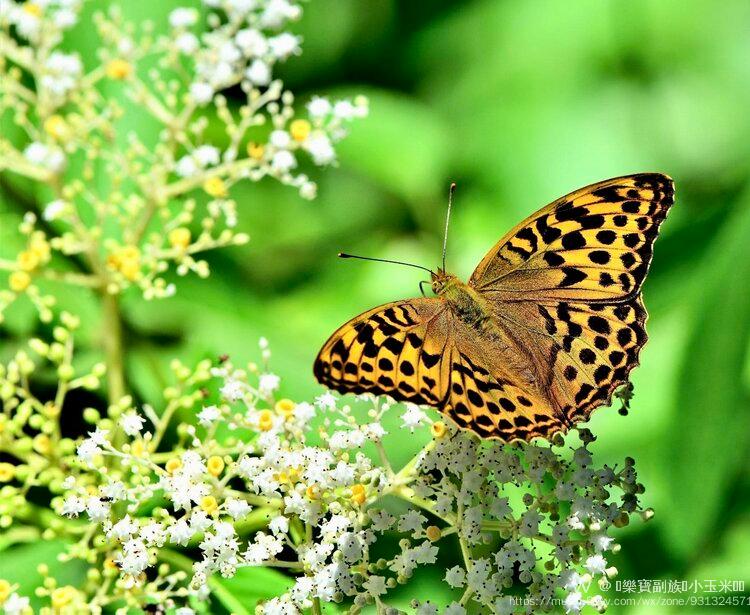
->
[314, 173, 674, 442]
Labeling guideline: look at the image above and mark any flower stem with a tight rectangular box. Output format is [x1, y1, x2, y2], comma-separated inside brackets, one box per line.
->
[101, 291, 126, 405]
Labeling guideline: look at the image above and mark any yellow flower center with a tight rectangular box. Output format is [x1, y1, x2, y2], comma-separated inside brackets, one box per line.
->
[9, 271, 31, 293]
[0, 463, 15, 483]
[207, 455, 224, 477]
[168, 227, 191, 250]
[33, 434, 51, 455]
[44, 115, 68, 140]
[51, 586, 78, 608]
[22, 3, 42, 17]
[106, 59, 133, 80]
[350, 483, 366, 505]
[289, 119, 311, 142]
[30, 233, 51, 261]
[247, 142, 265, 160]
[431, 421, 447, 439]
[108, 246, 141, 281]
[0, 579, 11, 603]
[305, 484, 320, 500]
[130, 440, 146, 457]
[165, 458, 182, 474]
[17, 250, 39, 272]
[275, 398, 295, 419]
[257, 409, 274, 431]
[200, 495, 218, 515]
[203, 176, 228, 198]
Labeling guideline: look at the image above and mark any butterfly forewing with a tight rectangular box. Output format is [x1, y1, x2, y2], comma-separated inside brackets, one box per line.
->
[469, 173, 674, 300]
[314, 299, 452, 406]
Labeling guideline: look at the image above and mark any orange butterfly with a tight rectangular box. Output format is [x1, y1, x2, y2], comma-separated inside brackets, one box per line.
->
[314, 174, 674, 442]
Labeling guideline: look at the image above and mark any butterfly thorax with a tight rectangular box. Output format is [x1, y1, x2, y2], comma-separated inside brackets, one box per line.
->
[433, 271, 496, 336]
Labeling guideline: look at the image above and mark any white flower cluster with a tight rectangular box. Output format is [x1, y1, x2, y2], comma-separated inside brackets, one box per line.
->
[407, 427, 646, 614]
[0, 0, 367, 314]
[59, 343, 650, 614]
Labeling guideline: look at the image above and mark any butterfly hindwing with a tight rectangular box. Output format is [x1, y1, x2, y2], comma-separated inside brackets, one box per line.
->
[469, 173, 674, 300]
[489, 294, 648, 427]
[445, 332, 569, 441]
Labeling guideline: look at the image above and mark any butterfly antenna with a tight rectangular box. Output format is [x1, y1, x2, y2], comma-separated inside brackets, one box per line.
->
[442, 182, 456, 272]
[338, 253, 433, 275]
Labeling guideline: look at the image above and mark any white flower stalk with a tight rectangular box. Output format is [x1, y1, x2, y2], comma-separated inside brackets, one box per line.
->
[0, 0, 367, 321]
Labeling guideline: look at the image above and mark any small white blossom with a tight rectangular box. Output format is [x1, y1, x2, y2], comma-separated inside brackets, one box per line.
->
[400, 404, 427, 431]
[3, 593, 30, 615]
[307, 96, 332, 118]
[315, 391, 337, 410]
[246, 59, 271, 85]
[175, 31, 200, 54]
[259, 373, 280, 395]
[304, 132, 335, 165]
[564, 591, 585, 614]
[585, 553, 607, 575]
[119, 411, 145, 436]
[225, 498, 252, 520]
[189, 82, 214, 105]
[169, 519, 193, 546]
[445, 566, 466, 588]
[169, 7, 198, 28]
[269, 515, 289, 536]
[24, 142, 65, 172]
[270, 130, 292, 149]
[268, 33, 301, 59]
[235, 28, 268, 56]
[62, 495, 85, 517]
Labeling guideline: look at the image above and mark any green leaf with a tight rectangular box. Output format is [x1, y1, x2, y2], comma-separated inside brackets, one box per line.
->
[0, 540, 86, 608]
[664, 189, 750, 558]
[335, 88, 451, 203]
[689, 516, 750, 582]
[211, 566, 295, 614]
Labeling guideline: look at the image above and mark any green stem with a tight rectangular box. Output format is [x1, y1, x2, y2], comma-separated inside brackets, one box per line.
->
[101, 291, 126, 405]
[158, 549, 252, 615]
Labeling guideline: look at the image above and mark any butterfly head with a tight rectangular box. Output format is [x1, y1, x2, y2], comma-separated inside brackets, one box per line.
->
[431, 269, 457, 295]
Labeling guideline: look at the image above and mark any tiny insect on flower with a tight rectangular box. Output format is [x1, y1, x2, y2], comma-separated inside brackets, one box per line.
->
[207, 456, 224, 477]
[106, 59, 133, 80]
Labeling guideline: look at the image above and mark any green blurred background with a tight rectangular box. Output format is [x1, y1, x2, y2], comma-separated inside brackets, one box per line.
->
[2, 0, 750, 613]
